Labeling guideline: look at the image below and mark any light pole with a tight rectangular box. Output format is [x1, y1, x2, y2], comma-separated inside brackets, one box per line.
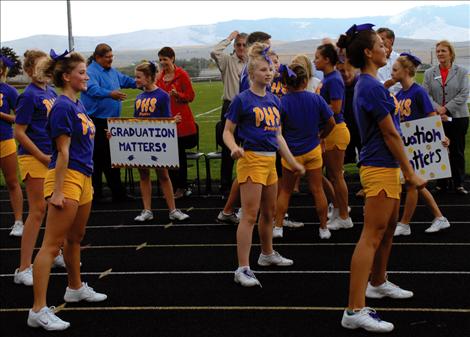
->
[67, 0, 74, 50]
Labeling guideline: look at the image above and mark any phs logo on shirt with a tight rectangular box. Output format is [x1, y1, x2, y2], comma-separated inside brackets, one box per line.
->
[397, 98, 412, 121]
[77, 113, 96, 139]
[136, 98, 157, 117]
[43, 98, 56, 115]
[253, 106, 280, 131]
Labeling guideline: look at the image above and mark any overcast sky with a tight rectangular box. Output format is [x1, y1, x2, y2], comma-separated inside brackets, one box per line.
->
[1, 0, 467, 42]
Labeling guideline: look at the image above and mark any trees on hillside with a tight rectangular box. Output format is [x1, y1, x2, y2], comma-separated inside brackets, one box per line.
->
[116, 57, 212, 78]
[0, 47, 22, 78]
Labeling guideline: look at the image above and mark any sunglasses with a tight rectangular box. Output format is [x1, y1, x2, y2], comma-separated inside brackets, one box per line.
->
[235, 43, 246, 47]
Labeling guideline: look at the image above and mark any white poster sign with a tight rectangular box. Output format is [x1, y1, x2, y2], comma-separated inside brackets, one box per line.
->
[400, 115, 451, 181]
[107, 118, 179, 168]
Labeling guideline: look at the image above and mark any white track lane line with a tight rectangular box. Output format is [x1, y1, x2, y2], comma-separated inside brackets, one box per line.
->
[1, 203, 469, 215]
[2, 270, 469, 278]
[1, 242, 470, 252]
[2, 221, 470, 230]
[195, 106, 222, 118]
[1, 306, 469, 313]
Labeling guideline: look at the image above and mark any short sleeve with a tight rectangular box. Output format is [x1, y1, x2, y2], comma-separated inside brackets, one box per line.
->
[161, 93, 171, 118]
[365, 86, 396, 123]
[416, 86, 435, 116]
[6, 86, 19, 108]
[49, 104, 74, 139]
[14, 93, 35, 125]
[328, 78, 344, 101]
[225, 95, 243, 124]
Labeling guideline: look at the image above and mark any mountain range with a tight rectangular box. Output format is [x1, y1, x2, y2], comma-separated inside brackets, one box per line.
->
[3, 4, 468, 56]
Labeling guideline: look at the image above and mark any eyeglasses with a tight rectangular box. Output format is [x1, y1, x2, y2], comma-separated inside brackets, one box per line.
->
[235, 43, 246, 47]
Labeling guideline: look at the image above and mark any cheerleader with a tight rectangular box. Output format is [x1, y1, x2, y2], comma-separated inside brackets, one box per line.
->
[13, 50, 60, 286]
[0, 55, 24, 236]
[273, 63, 335, 239]
[314, 43, 353, 231]
[28, 50, 106, 331]
[132, 61, 189, 222]
[391, 53, 450, 235]
[223, 43, 304, 287]
[337, 24, 426, 332]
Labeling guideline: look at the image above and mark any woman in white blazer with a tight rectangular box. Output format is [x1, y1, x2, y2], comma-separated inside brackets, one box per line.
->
[423, 40, 469, 194]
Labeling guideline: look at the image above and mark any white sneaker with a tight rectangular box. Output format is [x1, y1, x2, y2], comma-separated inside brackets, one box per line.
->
[14, 266, 33, 286]
[169, 209, 190, 221]
[283, 217, 304, 228]
[394, 222, 411, 236]
[27, 306, 70, 331]
[258, 251, 293, 266]
[52, 252, 66, 268]
[327, 203, 334, 219]
[272, 226, 283, 238]
[234, 267, 261, 287]
[327, 217, 353, 230]
[64, 282, 107, 303]
[327, 206, 351, 222]
[134, 209, 154, 222]
[9, 220, 24, 237]
[341, 307, 394, 333]
[319, 227, 331, 239]
[217, 211, 240, 225]
[236, 208, 243, 219]
[425, 217, 450, 233]
[366, 280, 413, 299]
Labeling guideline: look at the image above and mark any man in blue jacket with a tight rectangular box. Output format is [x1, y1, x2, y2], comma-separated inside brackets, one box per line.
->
[82, 43, 136, 202]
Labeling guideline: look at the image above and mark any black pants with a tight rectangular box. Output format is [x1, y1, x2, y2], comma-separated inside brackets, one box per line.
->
[344, 120, 362, 165]
[438, 117, 469, 189]
[91, 117, 126, 198]
[219, 99, 235, 192]
[170, 133, 198, 190]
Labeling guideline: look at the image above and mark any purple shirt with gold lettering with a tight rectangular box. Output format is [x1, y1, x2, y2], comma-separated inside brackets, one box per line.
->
[47, 95, 96, 176]
[134, 88, 171, 118]
[226, 90, 281, 152]
[0, 83, 19, 141]
[15, 83, 57, 155]
[396, 83, 435, 122]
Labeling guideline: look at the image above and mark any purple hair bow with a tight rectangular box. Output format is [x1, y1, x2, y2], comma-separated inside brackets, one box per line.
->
[260, 46, 272, 65]
[345, 23, 375, 36]
[278, 64, 297, 78]
[149, 60, 157, 72]
[0, 55, 15, 68]
[400, 52, 422, 67]
[50, 49, 72, 61]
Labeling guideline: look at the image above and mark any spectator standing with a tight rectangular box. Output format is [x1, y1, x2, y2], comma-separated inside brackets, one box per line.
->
[377, 27, 402, 95]
[81, 43, 136, 202]
[156, 47, 197, 199]
[211, 31, 248, 194]
[423, 40, 469, 194]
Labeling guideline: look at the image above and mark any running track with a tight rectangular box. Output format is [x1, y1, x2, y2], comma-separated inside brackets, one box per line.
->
[0, 178, 469, 337]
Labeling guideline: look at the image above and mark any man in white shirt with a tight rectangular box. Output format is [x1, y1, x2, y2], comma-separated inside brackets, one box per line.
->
[377, 27, 402, 95]
[211, 31, 248, 194]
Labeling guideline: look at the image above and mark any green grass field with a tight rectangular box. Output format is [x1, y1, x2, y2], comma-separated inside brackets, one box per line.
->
[1, 76, 469, 188]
